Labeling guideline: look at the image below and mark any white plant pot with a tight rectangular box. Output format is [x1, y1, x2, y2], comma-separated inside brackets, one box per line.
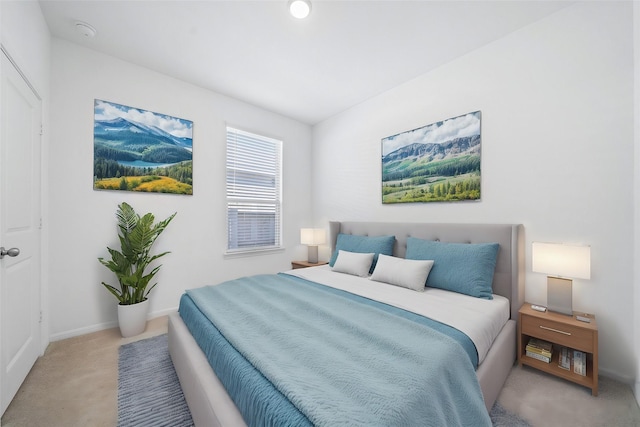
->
[117, 299, 150, 338]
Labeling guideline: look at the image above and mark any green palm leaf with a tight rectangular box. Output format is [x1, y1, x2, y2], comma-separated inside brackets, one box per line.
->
[98, 202, 176, 305]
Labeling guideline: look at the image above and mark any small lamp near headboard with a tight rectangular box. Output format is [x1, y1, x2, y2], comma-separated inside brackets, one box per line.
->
[532, 242, 591, 316]
[301, 228, 325, 264]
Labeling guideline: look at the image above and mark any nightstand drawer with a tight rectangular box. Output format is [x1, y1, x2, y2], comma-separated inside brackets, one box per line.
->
[522, 315, 594, 352]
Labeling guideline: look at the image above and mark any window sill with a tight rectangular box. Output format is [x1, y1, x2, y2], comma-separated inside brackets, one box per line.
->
[224, 247, 285, 259]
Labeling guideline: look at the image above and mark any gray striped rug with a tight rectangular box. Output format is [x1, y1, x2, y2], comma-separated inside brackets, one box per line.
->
[118, 333, 530, 427]
[490, 402, 531, 427]
[118, 334, 194, 427]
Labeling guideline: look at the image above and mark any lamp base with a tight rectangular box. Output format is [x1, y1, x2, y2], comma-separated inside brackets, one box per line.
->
[307, 245, 318, 264]
[547, 276, 573, 316]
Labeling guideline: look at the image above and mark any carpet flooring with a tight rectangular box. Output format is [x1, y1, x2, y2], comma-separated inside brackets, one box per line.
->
[498, 363, 640, 427]
[2, 316, 639, 426]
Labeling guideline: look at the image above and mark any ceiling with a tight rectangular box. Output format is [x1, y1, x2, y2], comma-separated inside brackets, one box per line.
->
[39, 1, 571, 125]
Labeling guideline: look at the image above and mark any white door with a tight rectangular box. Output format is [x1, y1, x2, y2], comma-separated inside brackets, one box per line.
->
[0, 49, 42, 415]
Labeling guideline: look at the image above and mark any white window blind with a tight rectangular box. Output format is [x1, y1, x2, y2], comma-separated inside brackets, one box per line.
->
[226, 127, 282, 253]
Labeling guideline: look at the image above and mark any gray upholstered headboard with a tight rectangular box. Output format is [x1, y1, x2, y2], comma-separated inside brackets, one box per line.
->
[329, 221, 524, 320]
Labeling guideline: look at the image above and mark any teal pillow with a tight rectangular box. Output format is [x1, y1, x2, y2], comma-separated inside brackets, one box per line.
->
[405, 237, 499, 299]
[329, 234, 396, 274]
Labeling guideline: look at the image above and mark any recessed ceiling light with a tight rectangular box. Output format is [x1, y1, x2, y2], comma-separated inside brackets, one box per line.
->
[75, 21, 97, 38]
[289, 0, 311, 19]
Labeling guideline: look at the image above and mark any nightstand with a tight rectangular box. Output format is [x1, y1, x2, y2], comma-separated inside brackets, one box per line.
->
[291, 260, 328, 269]
[518, 303, 598, 396]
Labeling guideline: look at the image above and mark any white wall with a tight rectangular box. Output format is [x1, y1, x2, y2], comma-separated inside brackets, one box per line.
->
[313, 2, 635, 383]
[48, 40, 312, 339]
[0, 1, 50, 94]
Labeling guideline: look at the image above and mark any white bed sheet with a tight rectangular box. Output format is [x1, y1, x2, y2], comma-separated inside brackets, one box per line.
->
[286, 265, 509, 365]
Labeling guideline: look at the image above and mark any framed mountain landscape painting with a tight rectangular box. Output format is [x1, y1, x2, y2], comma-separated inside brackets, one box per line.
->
[93, 99, 193, 195]
[381, 111, 481, 204]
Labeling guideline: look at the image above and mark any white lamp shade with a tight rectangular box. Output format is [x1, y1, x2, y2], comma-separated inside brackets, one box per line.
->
[532, 242, 591, 279]
[300, 228, 325, 245]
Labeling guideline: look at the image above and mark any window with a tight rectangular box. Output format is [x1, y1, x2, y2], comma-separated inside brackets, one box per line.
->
[226, 127, 282, 253]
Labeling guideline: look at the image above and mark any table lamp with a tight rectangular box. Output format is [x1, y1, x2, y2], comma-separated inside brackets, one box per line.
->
[300, 228, 325, 264]
[532, 242, 591, 316]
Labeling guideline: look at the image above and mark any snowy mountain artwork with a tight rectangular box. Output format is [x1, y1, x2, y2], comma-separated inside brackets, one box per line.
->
[93, 99, 193, 195]
[381, 111, 481, 204]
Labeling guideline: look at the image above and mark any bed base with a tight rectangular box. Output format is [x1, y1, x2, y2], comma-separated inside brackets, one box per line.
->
[169, 311, 247, 427]
[168, 222, 523, 425]
[169, 312, 515, 426]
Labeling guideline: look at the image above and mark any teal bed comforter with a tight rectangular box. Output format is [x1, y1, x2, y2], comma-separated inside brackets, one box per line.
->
[179, 273, 492, 427]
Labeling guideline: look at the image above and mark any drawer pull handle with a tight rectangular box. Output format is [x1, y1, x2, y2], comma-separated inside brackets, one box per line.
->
[540, 325, 571, 336]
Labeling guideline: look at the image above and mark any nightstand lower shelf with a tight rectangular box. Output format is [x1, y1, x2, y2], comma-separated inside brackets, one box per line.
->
[520, 348, 595, 390]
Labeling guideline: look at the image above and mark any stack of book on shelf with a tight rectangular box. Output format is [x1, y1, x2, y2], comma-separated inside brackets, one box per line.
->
[557, 346, 587, 375]
[526, 338, 553, 363]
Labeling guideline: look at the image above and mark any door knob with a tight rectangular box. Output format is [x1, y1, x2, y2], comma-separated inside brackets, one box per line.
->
[0, 247, 20, 259]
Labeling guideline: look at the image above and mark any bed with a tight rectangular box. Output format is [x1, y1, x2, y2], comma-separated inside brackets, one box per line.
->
[168, 221, 524, 426]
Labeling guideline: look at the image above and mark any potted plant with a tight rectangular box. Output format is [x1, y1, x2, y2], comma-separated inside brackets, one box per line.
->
[98, 202, 176, 337]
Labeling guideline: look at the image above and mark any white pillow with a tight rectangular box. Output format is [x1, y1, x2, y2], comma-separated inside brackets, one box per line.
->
[370, 254, 434, 291]
[331, 250, 375, 277]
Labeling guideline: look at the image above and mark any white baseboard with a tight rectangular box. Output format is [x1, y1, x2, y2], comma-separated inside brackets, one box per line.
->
[49, 320, 119, 342]
[577, 367, 639, 406]
[598, 366, 634, 385]
[49, 307, 177, 342]
[599, 366, 639, 406]
[152, 307, 179, 318]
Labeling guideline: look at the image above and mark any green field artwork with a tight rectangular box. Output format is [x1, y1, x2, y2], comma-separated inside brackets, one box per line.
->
[382, 111, 481, 204]
[93, 99, 193, 195]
